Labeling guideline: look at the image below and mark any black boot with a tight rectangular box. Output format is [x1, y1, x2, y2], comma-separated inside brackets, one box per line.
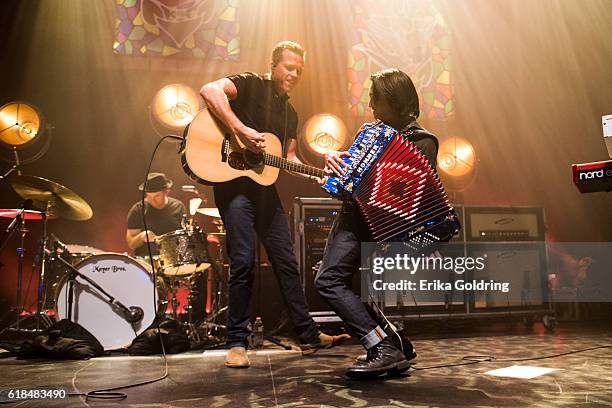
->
[346, 338, 410, 379]
[356, 329, 416, 362]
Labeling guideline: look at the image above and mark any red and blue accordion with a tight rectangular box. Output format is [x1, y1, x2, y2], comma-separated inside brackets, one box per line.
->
[322, 121, 460, 249]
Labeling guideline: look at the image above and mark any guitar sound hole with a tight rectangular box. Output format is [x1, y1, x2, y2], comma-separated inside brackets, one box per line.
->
[243, 150, 264, 167]
[228, 152, 250, 170]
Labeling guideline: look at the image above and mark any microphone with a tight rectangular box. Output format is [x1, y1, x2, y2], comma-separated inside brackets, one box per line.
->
[125, 306, 144, 323]
[112, 300, 144, 323]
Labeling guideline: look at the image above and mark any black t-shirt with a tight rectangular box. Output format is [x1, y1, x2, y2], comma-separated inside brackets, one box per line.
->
[228, 72, 298, 144]
[126, 197, 185, 257]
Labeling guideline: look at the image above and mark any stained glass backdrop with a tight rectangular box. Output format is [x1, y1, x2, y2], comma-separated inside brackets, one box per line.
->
[348, 0, 454, 120]
[114, 0, 240, 60]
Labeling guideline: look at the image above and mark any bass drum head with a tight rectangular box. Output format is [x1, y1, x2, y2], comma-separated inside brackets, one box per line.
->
[55, 253, 159, 351]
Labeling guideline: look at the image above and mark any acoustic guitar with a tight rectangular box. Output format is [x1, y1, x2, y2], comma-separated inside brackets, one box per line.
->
[181, 109, 325, 186]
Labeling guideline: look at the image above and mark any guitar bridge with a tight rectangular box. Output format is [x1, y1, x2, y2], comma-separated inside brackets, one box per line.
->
[221, 133, 230, 162]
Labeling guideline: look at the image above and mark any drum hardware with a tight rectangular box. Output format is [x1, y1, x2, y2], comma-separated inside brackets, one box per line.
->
[0, 201, 49, 333]
[0, 174, 93, 336]
[192, 230, 227, 346]
[161, 274, 206, 345]
[42, 241, 104, 310]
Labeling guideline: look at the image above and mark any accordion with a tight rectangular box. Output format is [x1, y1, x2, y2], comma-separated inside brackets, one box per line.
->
[322, 121, 460, 251]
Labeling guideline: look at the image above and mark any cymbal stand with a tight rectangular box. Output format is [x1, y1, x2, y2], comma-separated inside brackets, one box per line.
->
[28, 203, 54, 330]
[197, 234, 227, 344]
[0, 203, 30, 334]
[185, 275, 202, 344]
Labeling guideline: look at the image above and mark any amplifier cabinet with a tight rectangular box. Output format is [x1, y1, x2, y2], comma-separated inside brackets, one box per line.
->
[464, 206, 545, 242]
[292, 198, 343, 314]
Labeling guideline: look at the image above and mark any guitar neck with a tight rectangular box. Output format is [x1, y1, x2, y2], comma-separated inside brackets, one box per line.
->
[263, 154, 325, 178]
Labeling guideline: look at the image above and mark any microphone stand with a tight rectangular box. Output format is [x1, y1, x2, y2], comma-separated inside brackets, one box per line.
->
[50, 250, 141, 324]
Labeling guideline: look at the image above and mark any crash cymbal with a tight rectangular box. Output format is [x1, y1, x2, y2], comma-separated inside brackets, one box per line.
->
[196, 207, 221, 218]
[10, 175, 93, 221]
[0, 209, 57, 220]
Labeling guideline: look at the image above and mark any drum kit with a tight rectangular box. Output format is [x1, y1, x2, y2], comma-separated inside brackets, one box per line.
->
[0, 175, 229, 351]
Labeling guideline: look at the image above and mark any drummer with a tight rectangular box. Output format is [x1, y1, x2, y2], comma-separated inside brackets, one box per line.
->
[126, 172, 186, 257]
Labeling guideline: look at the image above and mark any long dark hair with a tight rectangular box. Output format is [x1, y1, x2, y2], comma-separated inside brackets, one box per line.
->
[370, 68, 419, 121]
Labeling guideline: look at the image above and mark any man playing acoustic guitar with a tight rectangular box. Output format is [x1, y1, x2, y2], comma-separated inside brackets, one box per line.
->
[200, 40, 349, 368]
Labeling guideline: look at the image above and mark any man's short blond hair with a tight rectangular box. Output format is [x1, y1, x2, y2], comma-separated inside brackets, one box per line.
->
[271, 41, 306, 66]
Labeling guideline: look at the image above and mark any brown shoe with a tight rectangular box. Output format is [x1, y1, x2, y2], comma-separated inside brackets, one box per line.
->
[225, 347, 250, 368]
[302, 332, 351, 351]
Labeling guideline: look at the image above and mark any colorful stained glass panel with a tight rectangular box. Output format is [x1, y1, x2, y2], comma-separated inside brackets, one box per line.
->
[114, 0, 240, 60]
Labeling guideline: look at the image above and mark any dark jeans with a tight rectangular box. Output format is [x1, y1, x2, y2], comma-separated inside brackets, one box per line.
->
[214, 179, 319, 348]
[315, 202, 381, 343]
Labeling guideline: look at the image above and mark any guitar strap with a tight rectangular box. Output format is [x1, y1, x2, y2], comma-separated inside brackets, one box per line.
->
[282, 98, 288, 158]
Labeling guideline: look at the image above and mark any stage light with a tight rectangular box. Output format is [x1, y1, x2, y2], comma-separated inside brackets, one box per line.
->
[436, 136, 477, 193]
[0, 102, 43, 147]
[151, 84, 201, 131]
[437, 136, 476, 178]
[0, 101, 51, 168]
[302, 114, 348, 156]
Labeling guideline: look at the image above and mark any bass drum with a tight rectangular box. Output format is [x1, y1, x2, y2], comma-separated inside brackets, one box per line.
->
[55, 253, 160, 350]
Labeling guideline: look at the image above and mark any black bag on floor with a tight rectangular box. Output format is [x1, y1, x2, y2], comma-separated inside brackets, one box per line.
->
[128, 319, 190, 355]
[17, 319, 104, 360]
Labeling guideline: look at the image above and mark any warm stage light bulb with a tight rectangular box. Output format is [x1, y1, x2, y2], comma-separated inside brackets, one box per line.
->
[151, 84, 201, 130]
[437, 136, 476, 178]
[302, 114, 348, 156]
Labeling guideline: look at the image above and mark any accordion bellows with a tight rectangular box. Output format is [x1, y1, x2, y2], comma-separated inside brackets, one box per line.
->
[322, 121, 460, 247]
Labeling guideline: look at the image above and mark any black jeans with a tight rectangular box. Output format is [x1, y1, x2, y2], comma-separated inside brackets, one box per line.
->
[315, 202, 382, 345]
[214, 179, 319, 348]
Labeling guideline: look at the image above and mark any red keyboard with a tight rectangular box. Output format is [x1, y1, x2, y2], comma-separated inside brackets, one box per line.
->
[572, 159, 612, 193]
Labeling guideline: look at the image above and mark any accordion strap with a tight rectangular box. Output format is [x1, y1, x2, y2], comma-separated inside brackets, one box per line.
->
[403, 125, 439, 153]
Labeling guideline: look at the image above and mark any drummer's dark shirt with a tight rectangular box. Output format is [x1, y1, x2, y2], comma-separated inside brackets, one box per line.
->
[126, 197, 185, 257]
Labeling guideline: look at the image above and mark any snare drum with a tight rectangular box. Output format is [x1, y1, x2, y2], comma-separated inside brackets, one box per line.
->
[55, 253, 161, 350]
[157, 227, 211, 277]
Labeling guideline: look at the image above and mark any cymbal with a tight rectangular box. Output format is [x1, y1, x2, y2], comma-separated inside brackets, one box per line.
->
[196, 207, 221, 218]
[207, 232, 226, 236]
[10, 175, 93, 221]
[0, 209, 57, 221]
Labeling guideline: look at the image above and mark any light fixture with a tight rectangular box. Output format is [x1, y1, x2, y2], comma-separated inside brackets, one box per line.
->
[438, 136, 476, 177]
[150, 84, 201, 131]
[437, 136, 477, 192]
[300, 114, 348, 165]
[0, 101, 51, 169]
[0, 102, 43, 147]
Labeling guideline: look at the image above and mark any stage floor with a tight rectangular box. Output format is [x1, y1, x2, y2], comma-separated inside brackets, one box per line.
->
[1, 324, 612, 407]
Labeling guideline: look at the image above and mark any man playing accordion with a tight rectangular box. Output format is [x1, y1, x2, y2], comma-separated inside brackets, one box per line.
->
[315, 68, 439, 379]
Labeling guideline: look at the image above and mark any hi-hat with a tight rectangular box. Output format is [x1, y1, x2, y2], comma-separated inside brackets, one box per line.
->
[196, 207, 221, 218]
[0, 209, 57, 221]
[10, 175, 93, 221]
